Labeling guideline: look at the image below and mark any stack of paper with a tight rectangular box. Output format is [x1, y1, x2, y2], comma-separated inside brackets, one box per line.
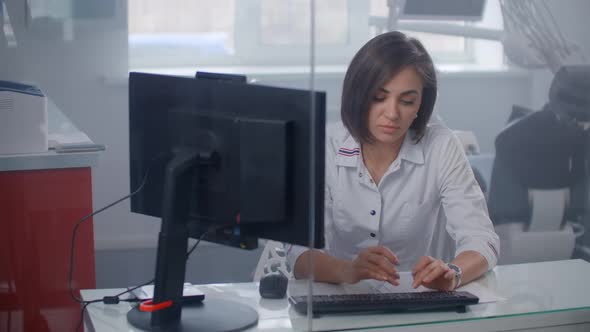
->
[47, 97, 105, 153]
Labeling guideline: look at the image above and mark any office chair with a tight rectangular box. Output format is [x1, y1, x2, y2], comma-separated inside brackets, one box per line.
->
[484, 65, 590, 264]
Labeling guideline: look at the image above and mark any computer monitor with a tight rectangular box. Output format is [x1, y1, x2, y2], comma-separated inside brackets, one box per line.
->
[399, 0, 486, 21]
[127, 72, 325, 331]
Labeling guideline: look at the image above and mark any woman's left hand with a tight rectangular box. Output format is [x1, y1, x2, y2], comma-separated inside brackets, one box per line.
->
[411, 256, 456, 291]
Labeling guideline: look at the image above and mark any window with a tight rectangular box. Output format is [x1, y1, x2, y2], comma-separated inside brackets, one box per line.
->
[128, 0, 369, 68]
[128, 0, 236, 68]
[1, 1, 17, 48]
[259, 0, 348, 45]
[128, 0, 490, 69]
[233, 0, 368, 66]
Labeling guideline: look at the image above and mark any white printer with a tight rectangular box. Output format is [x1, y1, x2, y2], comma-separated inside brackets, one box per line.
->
[0, 80, 48, 154]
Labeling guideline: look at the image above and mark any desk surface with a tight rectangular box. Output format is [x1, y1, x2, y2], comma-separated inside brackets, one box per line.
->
[82, 259, 590, 331]
[0, 150, 100, 171]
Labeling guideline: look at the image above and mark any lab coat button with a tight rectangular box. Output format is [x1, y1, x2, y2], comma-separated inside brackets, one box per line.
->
[370, 233, 376, 238]
[370, 210, 376, 215]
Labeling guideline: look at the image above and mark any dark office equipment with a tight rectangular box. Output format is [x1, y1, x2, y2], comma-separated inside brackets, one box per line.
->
[259, 272, 288, 299]
[195, 71, 247, 83]
[127, 72, 325, 331]
[289, 291, 479, 315]
[400, 0, 486, 21]
[488, 66, 590, 228]
[506, 105, 534, 124]
[471, 65, 590, 264]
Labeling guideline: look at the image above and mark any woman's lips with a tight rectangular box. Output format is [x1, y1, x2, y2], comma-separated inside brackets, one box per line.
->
[379, 125, 400, 133]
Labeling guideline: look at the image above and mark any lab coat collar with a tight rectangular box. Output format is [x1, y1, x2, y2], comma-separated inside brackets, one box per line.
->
[335, 131, 424, 167]
[399, 131, 424, 165]
[335, 134, 360, 167]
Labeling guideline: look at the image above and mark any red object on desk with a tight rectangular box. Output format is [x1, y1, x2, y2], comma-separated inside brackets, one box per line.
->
[139, 299, 174, 312]
[0, 168, 96, 332]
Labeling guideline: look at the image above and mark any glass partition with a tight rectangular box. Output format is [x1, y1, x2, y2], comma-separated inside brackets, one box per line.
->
[299, 0, 590, 330]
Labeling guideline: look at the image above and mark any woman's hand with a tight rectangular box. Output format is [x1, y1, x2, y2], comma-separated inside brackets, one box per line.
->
[411, 256, 457, 291]
[341, 246, 400, 285]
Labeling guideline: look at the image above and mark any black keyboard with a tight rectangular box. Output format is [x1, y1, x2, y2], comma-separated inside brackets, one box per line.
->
[289, 291, 479, 315]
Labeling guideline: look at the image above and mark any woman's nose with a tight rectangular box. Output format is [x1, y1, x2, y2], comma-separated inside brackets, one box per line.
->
[384, 103, 400, 120]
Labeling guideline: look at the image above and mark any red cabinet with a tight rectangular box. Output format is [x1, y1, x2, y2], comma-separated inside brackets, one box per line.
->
[0, 167, 96, 332]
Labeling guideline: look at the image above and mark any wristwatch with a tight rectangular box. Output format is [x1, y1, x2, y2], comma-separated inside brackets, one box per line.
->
[447, 263, 462, 288]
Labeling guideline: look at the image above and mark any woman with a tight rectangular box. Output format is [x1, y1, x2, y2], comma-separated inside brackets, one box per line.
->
[286, 31, 499, 291]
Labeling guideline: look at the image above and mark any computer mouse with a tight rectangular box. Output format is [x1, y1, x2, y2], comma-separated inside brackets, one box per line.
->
[259, 272, 288, 299]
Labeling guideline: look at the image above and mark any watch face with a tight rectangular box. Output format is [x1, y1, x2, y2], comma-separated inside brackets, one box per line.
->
[448, 263, 461, 275]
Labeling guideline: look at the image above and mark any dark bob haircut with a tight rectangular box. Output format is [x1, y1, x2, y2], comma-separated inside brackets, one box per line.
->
[341, 31, 437, 144]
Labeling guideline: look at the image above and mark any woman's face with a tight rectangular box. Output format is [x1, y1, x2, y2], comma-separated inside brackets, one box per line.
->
[367, 66, 423, 147]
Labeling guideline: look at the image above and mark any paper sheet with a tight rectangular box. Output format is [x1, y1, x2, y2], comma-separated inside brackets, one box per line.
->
[46, 96, 106, 152]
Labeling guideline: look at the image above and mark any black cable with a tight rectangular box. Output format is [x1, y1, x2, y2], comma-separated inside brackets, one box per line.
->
[113, 278, 154, 299]
[67, 152, 230, 331]
[187, 225, 219, 258]
[68, 164, 153, 304]
[76, 299, 102, 332]
[76, 225, 224, 331]
[109, 224, 223, 301]
[69, 155, 167, 332]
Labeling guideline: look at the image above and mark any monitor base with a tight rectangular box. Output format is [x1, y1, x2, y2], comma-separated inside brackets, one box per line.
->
[127, 298, 258, 332]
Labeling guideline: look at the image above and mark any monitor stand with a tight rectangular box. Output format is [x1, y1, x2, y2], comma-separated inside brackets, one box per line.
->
[127, 149, 258, 331]
[127, 298, 258, 332]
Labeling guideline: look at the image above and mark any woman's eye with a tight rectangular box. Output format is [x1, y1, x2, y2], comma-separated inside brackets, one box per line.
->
[400, 100, 415, 106]
[373, 96, 386, 102]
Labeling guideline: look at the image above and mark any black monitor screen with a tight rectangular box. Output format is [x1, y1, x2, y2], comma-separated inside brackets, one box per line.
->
[129, 72, 325, 248]
[401, 0, 486, 21]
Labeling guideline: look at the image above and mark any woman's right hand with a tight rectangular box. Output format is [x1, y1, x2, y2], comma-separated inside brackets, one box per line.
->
[340, 246, 400, 285]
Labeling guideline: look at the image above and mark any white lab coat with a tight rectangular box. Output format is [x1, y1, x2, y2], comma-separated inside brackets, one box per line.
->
[286, 122, 499, 272]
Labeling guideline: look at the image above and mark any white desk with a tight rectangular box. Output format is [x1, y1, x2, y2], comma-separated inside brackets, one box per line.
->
[82, 259, 590, 331]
